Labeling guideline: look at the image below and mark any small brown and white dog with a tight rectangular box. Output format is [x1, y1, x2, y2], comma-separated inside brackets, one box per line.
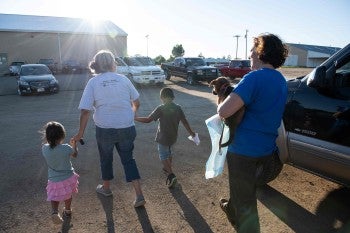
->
[209, 77, 245, 147]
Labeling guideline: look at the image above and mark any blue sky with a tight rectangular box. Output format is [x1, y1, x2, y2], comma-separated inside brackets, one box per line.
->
[0, 0, 349, 59]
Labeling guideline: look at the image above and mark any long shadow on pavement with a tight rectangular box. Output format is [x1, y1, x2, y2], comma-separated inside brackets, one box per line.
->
[257, 185, 350, 233]
[169, 184, 214, 233]
[97, 193, 115, 233]
[135, 206, 155, 233]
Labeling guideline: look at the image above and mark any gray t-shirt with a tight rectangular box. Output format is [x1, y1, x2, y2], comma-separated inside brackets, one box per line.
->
[42, 143, 74, 182]
[149, 102, 185, 146]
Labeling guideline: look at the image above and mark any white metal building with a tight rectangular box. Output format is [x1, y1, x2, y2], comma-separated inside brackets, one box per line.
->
[0, 13, 128, 74]
[284, 43, 341, 67]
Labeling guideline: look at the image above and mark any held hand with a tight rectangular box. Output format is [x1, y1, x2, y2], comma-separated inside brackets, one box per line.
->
[69, 138, 77, 147]
[73, 134, 82, 142]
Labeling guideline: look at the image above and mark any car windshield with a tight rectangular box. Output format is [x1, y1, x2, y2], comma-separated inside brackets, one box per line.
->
[123, 57, 143, 66]
[11, 62, 24, 66]
[185, 58, 205, 66]
[64, 60, 79, 66]
[135, 57, 155, 66]
[39, 59, 54, 65]
[20, 66, 51, 75]
[230, 60, 251, 67]
[115, 58, 127, 66]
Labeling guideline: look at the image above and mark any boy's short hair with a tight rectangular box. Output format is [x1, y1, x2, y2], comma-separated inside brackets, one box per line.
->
[160, 88, 174, 99]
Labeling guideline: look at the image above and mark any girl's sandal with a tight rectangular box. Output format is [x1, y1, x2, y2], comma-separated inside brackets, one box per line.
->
[62, 208, 72, 218]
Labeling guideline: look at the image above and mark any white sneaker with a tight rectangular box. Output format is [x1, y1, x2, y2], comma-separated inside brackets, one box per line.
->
[96, 184, 113, 196]
[133, 195, 146, 208]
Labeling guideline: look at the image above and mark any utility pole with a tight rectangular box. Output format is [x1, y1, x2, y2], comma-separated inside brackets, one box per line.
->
[233, 35, 240, 59]
[244, 29, 248, 59]
[145, 35, 149, 57]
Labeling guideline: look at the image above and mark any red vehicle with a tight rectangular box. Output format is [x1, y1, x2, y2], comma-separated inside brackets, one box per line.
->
[219, 59, 251, 79]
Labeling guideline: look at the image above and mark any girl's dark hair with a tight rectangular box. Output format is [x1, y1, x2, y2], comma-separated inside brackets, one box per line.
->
[160, 87, 174, 99]
[41, 121, 66, 149]
[253, 33, 289, 68]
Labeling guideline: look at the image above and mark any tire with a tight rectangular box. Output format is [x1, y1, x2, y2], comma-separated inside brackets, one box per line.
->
[256, 149, 283, 186]
[187, 74, 194, 85]
[164, 69, 171, 80]
[17, 88, 24, 96]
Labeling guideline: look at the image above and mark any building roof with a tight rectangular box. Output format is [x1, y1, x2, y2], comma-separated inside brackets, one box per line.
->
[0, 13, 127, 36]
[287, 43, 341, 55]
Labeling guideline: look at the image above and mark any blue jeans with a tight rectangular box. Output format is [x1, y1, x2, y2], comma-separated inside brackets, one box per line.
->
[157, 143, 172, 161]
[96, 126, 141, 182]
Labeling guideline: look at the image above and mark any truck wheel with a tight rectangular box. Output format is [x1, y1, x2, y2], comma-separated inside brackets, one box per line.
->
[256, 150, 283, 186]
[164, 70, 171, 80]
[187, 74, 194, 85]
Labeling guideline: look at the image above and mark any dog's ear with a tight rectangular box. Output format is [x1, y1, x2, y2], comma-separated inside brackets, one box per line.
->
[209, 79, 217, 87]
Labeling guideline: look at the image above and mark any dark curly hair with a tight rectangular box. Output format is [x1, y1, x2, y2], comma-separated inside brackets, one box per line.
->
[41, 121, 66, 149]
[253, 33, 289, 68]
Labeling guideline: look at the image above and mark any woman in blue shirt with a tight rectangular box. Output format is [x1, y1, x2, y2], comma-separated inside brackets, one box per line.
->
[217, 33, 289, 233]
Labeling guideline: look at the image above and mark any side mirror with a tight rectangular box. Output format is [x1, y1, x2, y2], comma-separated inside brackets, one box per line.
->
[307, 66, 326, 88]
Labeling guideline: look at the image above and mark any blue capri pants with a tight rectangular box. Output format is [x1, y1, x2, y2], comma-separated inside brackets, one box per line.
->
[96, 126, 141, 182]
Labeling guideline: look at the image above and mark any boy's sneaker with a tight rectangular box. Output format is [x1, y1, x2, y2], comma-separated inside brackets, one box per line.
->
[96, 184, 113, 196]
[166, 173, 177, 188]
[134, 195, 146, 208]
[51, 212, 63, 224]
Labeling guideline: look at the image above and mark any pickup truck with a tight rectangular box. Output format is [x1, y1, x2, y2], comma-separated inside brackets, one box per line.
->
[121, 56, 165, 86]
[161, 57, 220, 85]
[219, 59, 252, 79]
[261, 43, 350, 187]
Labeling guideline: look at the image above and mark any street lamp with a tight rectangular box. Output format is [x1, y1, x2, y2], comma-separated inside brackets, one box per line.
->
[145, 35, 149, 57]
[233, 35, 240, 59]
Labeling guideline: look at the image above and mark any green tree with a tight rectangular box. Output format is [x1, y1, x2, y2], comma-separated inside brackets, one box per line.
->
[172, 44, 185, 57]
[154, 55, 166, 65]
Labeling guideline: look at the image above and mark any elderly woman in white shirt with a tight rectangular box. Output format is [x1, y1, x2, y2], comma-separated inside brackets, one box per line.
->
[73, 50, 145, 208]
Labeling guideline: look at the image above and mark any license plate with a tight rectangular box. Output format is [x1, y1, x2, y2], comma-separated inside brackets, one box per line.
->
[37, 88, 45, 92]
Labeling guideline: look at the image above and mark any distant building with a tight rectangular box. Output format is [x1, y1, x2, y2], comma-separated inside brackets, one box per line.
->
[0, 13, 128, 74]
[285, 43, 341, 67]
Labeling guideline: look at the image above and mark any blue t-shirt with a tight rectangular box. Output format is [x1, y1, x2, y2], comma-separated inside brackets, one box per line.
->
[42, 143, 75, 182]
[228, 68, 287, 157]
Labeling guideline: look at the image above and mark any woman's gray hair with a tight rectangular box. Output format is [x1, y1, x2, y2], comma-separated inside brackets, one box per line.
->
[89, 50, 115, 74]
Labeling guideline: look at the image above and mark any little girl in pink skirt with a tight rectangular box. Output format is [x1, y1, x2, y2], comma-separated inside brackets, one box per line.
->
[41, 121, 79, 224]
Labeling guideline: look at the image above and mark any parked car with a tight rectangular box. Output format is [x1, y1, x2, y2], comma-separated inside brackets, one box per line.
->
[161, 57, 220, 85]
[62, 60, 84, 74]
[219, 59, 252, 79]
[9, 61, 25, 76]
[38, 58, 58, 74]
[17, 64, 59, 96]
[122, 56, 165, 86]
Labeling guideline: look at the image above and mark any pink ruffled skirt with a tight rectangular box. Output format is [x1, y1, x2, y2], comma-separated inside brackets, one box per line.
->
[46, 172, 79, 201]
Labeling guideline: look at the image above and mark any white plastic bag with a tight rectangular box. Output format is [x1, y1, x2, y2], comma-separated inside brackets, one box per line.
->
[205, 114, 230, 179]
[188, 133, 200, 145]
